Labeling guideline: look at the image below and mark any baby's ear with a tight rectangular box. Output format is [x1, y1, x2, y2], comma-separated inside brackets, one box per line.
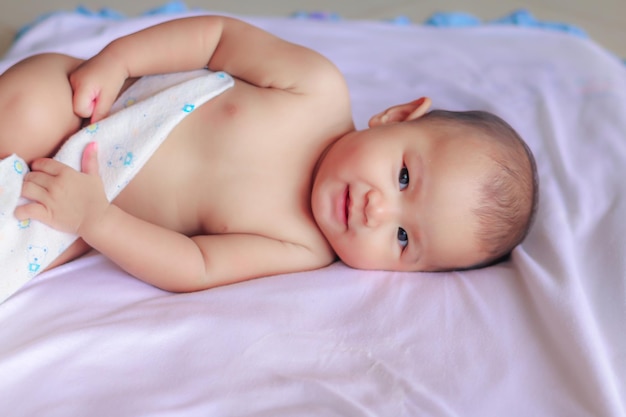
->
[368, 97, 431, 127]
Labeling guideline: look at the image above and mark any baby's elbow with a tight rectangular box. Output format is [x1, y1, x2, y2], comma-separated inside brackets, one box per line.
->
[158, 270, 216, 294]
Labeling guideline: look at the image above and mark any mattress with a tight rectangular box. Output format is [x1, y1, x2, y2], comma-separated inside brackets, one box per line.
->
[0, 6, 624, 417]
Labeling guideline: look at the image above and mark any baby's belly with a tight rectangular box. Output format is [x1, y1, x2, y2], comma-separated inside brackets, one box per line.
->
[112, 135, 205, 235]
[114, 187, 182, 231]
[110, 89, 229, 234]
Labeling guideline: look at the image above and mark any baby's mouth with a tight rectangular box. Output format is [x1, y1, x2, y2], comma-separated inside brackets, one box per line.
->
[345, 187, 350, 227]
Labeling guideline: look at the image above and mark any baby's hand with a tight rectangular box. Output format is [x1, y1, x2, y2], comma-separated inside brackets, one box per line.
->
[15, 142, 109, 236]
[70, 53, 128, 123]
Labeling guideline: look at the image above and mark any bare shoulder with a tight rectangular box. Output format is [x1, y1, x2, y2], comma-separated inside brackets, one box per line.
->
[210, 16, 350, 103]
[279, 50, 352, 133]
[295, 48, 348, 93]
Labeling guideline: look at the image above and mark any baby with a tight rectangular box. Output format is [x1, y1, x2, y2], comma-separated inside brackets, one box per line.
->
[0, 15, 538, 292]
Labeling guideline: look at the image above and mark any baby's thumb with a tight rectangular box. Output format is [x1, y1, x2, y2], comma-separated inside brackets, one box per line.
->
[81, 142, 100, 176]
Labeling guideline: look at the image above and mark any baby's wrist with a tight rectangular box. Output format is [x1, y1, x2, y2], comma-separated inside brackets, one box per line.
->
[102, 39, 131, 80]
[77, 202, 113, 244]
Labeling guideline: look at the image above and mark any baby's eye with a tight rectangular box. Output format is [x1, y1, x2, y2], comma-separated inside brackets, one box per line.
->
[397, 227, 409, 249]
[398, 166, 409, 190]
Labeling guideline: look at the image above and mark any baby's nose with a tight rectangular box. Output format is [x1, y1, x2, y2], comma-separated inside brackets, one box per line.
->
[364, 189, 397, 227]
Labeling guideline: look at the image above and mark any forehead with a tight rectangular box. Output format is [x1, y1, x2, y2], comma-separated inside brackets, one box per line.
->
[411, 127, 496, 270]
[419, 173, 485, 270]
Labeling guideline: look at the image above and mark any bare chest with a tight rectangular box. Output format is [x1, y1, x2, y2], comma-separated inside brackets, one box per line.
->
[112, 83, 339, 244]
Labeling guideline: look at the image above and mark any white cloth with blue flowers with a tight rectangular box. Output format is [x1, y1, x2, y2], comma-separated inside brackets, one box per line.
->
[0, 69, 234, 302]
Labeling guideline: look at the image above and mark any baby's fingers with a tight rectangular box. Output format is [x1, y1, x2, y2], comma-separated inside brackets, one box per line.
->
[30, 158, 66, 176]
[14, 201, 50, 225]
[90, 92, 118, 123]
[69, 77, 116, 123]
[73, 88, 114, 123]
[71, 83, 98, 119]
[20, 161, 71, 210]
[21, 173, 53, 202]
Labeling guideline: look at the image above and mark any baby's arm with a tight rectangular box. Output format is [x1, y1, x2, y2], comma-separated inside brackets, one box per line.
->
[72, 15, 343, 122]
[15, 144, 326, 291]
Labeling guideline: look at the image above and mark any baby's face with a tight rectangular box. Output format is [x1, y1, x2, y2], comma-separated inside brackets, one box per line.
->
[311, 121, 492, 272]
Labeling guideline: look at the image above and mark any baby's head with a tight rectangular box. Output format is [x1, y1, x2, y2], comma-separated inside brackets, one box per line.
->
[311, 97, 538, 272]
[416, 108, 539, 270]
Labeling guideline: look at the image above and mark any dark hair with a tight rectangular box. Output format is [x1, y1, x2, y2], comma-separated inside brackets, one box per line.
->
[419, 109, 539, 270]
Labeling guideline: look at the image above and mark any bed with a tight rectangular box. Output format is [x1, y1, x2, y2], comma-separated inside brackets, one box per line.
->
[1, 5, 625, 417]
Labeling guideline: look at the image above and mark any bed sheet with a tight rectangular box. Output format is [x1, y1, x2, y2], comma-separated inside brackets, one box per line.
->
[0, 9, 625, 417]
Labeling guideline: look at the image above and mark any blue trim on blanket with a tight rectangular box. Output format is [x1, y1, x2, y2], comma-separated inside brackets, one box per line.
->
[16, 1, 587, 39]
[424, 9, 588, 38]
[293, 9, 588, 39]
[16, 1, 620, 63]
